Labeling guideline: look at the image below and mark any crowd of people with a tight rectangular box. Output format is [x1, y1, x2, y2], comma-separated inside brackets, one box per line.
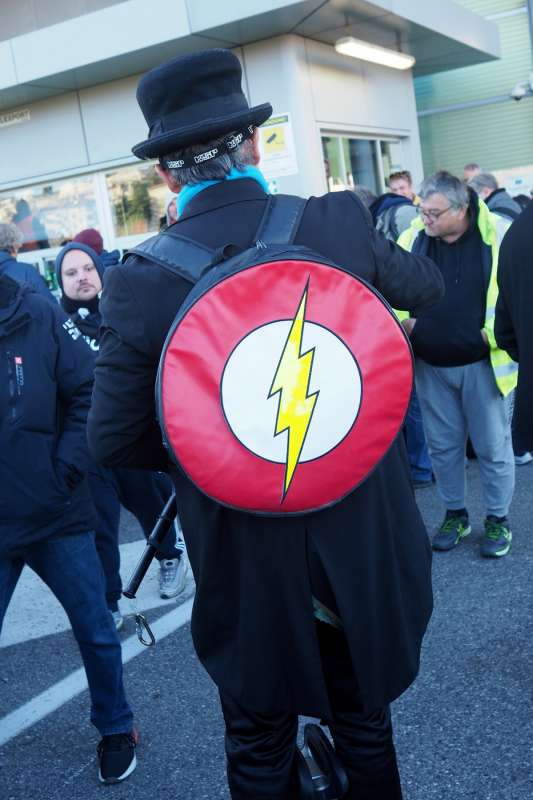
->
[0, 47, 531, 799]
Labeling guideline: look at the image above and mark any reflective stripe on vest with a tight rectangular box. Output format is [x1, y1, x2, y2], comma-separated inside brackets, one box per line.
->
[398, 201, 518, 396]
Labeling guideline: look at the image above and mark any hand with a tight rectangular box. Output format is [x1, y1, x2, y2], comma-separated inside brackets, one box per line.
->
[55, 460, 82, 491]
[402, 318, 417, 336]
[481, 329, 489, 346]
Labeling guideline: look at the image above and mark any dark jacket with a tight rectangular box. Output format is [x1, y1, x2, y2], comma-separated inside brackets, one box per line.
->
[101, 249, 121, 269]
[409, 192, 491, 367]
[486, 188, 522, 222]
[496, 199, 533, 449]
[0, 276, 95, 557]
[88, 180, 444, 717]
[0, 250, 54, 304]
[369, 192, 418, 242]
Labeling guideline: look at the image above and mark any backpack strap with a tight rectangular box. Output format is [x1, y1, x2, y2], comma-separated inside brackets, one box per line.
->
[255, 195, 307, 247]
[124, 230, 217, 284]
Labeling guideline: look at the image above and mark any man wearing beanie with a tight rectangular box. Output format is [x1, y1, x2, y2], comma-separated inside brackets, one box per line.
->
[0, 270, 137, 783]
[88, 49, 443, 799]
[56, 243, 188, 622]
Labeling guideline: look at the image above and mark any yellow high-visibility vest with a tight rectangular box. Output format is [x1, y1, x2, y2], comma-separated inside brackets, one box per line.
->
[397, 199, 518, 396]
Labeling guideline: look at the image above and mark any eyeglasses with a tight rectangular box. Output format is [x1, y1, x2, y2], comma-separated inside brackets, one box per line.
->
[417, 205, 454, 221]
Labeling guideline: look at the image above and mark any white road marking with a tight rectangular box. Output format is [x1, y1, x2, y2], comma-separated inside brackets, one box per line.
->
[0, 598, 193, 748]
[1, 540, 178, 648]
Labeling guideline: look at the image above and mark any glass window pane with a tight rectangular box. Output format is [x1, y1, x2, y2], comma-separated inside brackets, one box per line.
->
[322, 137, 346, 192]
[0, 176, 99, 252]
[105, 164, 167, 238]
[345, 138, 379, 195]
[381, 140, 404, 185]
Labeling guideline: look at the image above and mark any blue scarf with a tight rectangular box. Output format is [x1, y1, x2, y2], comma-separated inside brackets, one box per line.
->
[176, 166, 270, 216]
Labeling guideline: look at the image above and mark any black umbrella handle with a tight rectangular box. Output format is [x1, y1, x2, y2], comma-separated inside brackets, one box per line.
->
[123, 494, 178, 599]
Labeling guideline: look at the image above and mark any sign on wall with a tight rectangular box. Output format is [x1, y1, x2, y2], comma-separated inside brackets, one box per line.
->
[0, 109, 31, 129]
[258, 113, 298, 180]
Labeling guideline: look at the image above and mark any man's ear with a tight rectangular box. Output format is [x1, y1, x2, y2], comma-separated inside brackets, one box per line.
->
[251, 129, 261, 166]
[155, 163, 182, 194]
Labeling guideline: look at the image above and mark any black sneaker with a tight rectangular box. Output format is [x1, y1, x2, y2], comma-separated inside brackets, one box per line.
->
[432, 511, 471, 551]
[97, 729, 138, 784]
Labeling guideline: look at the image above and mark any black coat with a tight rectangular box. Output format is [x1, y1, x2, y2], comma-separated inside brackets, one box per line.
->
[88, 180, 444, 717]
[0, 276, 95, 557]
[495, 200, 533, 450]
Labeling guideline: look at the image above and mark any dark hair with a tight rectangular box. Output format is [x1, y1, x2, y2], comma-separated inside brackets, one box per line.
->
[15, 198, 31, 216]
[513, 194, 530, 211]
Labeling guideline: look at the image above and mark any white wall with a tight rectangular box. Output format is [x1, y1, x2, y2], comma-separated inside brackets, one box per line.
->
[242, 35, 424, 196]
[0, 35, 424, 194]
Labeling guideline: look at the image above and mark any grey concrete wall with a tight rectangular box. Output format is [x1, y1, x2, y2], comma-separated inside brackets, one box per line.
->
[0, 35, 423, 197]
[0, 93, 89, 185]
[242, 35, 424, 196]
[0, 0, 126, 41]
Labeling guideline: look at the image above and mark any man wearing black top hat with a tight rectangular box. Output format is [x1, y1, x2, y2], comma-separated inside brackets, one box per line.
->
[88, 49, 443, 799]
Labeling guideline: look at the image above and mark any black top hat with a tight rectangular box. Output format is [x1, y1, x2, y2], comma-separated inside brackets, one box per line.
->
[132, 49, 272, 160]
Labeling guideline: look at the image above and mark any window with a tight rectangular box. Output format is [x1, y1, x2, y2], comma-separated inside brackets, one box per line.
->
[0, 175, 99, 252]
[321, 134, 404, 195]
[105, 163, 167, 239]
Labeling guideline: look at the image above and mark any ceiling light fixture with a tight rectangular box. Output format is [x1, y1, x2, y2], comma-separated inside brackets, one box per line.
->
[335, 36, 415, 70]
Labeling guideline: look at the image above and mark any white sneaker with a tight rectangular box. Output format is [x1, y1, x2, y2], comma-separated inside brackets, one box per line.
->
[159, 557, 188, 599]
[514, 452, 533, 466]
[111, 609, 124, 631]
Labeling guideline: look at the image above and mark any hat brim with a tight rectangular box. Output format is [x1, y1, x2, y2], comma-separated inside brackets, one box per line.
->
[132, 103, 273, 160]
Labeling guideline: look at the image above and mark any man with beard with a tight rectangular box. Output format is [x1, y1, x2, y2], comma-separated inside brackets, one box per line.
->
[0, 271, 137, 783]
[56, 242, 188, 625]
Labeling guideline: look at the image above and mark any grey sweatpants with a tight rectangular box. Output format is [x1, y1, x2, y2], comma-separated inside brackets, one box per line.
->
[415, 359, 515, 518]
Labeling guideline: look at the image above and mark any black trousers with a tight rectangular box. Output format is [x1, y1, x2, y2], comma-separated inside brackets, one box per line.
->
[220, 622, 403, 800]
[88, 466, 180, 608]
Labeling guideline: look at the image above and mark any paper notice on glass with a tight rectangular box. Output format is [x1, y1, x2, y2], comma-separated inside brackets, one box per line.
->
[258, 113, 298, 180]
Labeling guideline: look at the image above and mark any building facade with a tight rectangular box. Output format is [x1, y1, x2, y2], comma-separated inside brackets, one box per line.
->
[416, 0, 533, 192]
[0, 0, 499, 279]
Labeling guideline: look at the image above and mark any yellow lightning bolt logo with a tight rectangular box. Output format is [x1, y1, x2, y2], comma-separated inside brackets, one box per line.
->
[268, 280, 319, 499]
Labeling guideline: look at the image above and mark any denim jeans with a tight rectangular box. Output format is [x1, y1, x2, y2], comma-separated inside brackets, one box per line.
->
[0, 530, 133, 736]
[404, 391, 433, 482]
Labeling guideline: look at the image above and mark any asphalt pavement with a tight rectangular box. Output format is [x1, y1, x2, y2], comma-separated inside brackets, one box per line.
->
[0, 460, 531, 800]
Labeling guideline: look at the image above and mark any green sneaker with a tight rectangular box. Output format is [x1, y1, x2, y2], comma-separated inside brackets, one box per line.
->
[432, 512, 472, 551]
[480, 516, 512, 558]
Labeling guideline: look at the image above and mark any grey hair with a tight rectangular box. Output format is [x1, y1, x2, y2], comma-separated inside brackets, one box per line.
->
[468, 172, 498, 194]
[351, 185, 376, 209]
[0, 222, 23, 252]
[161, 132, 256, 186]
[420, 171, 469, 209]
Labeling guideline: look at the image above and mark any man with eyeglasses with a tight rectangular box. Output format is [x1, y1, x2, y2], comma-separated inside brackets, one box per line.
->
[398, 171, 517, 558]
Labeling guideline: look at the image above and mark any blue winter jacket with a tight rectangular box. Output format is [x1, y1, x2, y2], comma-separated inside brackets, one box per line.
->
[0, 276, 95, 556]
[0, 249, 55, 303]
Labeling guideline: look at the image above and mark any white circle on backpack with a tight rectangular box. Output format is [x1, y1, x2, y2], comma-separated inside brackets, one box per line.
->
[220, 320, 362, 463]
